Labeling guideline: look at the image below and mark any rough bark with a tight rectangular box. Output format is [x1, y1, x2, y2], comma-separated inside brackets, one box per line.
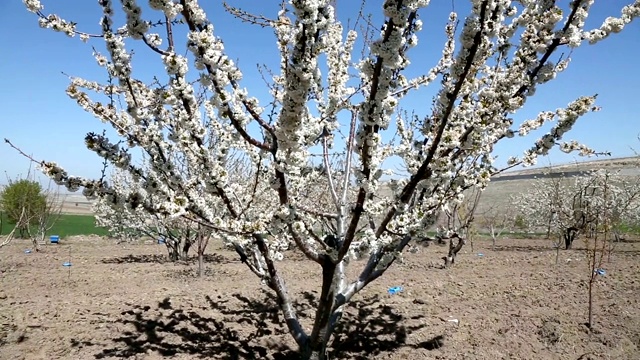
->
[166, 237, 192, 261]
[564, 227, 578, 250]
[302, 257, 337, 360]
[443, 235, 465, 268]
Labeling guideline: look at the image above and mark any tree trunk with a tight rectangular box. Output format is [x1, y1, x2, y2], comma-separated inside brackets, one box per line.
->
[587, 279, 594, 330]
[32, 234, 41, 252]
[18, 226, 28, 239]
[165, 237, 192, 261]
[298, 305, 341, 360]
[443, 236, 465, 268]
[300, 343, 329, 360]
[564, 228, 577, 250]
[299, 256, 348, 360]
[198, 250, 204, 277]
[166, 241, 182, 261]
[182, 240, 192, 261]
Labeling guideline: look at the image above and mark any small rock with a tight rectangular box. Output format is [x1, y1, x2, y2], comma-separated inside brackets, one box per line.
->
[7, 329, 27, 344]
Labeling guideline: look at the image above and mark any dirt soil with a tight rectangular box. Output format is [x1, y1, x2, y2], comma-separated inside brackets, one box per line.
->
[1, 236, 639, 360]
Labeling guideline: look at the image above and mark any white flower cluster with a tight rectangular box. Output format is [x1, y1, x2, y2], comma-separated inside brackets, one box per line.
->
[149, 0, 184, 20]
[562, 0, 595, 48]
[520, 96, 599, 166]
[38, 13, 77, 37]
[583, 1, 640, 44]
[121, 0, 149, 40]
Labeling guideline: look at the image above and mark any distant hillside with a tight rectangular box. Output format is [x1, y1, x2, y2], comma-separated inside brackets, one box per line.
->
[493, 156, 640, 182]
[479, 156, 639, 215]
[373, 156, 639, 221]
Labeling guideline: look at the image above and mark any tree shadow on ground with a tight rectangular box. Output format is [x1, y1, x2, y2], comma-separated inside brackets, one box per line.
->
[101, 253, 229, 265]
[612, 249, 640, 256]
[96, 289, 439, 359]
[612, 237, 640, 243]
[490, 244, 558, 253]
[489, 243, 640, 257]
[330, 294, 437, 359]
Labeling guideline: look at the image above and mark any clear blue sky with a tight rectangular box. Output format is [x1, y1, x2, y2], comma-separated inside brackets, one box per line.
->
[1, 0, 639, 186]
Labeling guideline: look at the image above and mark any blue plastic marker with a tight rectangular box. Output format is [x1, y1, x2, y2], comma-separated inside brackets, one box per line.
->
[388, 286, 403, 295]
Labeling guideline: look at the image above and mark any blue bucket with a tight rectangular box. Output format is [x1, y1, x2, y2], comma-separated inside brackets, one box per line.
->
[157, 238, 165, 244]
[50, 235, 60, 244]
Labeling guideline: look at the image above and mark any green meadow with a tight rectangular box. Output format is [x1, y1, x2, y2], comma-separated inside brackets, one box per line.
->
[0, 213, 108, 237]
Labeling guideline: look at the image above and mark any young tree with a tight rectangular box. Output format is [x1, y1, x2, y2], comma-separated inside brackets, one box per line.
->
[193, 222, 213, 277]
[26, 179, 64, 251]
[10, 1, 640, 358]
[0, 178, 47, 238]
[94, 167, 210, 261]
[437, 185, 482, 266]
[517, 168, 640, 329]
[571, 170, 639, 331]
[479, 205, 511, 249]
[0, 177, 62, 251]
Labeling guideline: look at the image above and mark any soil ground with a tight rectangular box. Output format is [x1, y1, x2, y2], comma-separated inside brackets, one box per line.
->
[1, 236, 639, 360]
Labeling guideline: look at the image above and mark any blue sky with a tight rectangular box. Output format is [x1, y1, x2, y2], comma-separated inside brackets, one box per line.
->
[1, 0, 639, 186]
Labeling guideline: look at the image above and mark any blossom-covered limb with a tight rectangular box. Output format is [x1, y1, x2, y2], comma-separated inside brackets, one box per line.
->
[341, 0, 428, 260]
[179, 1, 271, 151]
[253, 233, 308, 346]
[373, 1, 490, 242]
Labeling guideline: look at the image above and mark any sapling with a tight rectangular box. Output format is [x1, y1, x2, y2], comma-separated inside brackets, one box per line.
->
[579, 170, 613, 331]
[0, 208, 27, 249]
[26, 178, 64, 251]
[480, 205, 510, 250]
[439, 186, 482, 265]
[194, 222, 212, 277]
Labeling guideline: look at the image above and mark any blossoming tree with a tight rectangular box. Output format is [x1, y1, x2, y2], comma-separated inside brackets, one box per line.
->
[13, 0, 640, 358]
[514, 168, 640, 329]
[515, 169, 640, 250]
[93, 167, 204, 261]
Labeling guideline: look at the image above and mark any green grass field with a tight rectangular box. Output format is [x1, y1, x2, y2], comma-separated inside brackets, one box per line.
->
[0, 213, 109, 237]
